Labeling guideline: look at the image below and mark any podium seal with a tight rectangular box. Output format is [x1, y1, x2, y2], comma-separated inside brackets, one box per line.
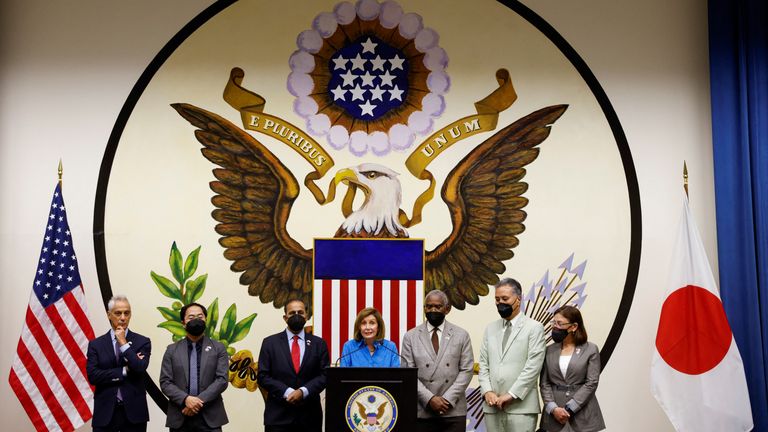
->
[345, 385, 398, 432]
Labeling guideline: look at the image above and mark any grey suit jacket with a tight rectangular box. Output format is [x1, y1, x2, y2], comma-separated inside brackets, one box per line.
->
[540, 341, 605, 432]
[159, 336, 229, 428]
[401, 320, 474, 419]
[478, 314, 546, 414]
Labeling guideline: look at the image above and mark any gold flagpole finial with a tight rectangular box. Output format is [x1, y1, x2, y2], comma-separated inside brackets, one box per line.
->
[58, 159, 63, 187]
[683, 161, 689, 198]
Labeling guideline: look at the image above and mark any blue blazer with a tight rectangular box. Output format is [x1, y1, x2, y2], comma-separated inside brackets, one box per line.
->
[86, 330, 151, 427]
[257, 331, 330, 431]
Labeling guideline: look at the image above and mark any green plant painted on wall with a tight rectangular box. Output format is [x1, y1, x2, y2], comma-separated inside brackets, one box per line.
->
[151, 242, 257, 356]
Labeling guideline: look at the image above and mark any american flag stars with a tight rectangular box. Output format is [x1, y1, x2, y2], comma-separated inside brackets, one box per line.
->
[329, 37, 407, 118]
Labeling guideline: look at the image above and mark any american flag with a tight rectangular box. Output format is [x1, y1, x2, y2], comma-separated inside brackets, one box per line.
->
[8, 183, 95, 431]
[313, 239, 424, 362]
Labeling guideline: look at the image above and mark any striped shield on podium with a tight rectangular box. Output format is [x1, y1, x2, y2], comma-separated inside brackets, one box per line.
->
[313, 239, 425, 362]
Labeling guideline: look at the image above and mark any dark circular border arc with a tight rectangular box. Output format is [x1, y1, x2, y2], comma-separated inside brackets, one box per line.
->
[93, 0, 641, 411]
[93, 0, 236, 413]
[497, 0, 641, 370]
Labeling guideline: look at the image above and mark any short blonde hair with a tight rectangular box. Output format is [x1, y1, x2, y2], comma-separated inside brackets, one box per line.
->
[353, 307, 386, 341]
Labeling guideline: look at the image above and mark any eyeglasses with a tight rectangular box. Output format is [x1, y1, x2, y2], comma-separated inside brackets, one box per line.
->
[550, 320, 573, 328]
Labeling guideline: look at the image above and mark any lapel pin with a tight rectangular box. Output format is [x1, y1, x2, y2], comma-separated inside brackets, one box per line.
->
[205, 346, 212, 352]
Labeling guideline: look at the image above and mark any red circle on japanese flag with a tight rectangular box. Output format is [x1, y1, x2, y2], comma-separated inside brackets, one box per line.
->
[655, 285, 732, 375]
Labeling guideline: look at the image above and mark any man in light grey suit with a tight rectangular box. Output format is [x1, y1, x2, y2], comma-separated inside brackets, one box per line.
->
[160, 303, 229, 432]
[479, 278, 546, 432]
[401, 290, 474, 432]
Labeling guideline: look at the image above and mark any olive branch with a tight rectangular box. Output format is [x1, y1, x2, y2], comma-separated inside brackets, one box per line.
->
[151, 242, 257, 356]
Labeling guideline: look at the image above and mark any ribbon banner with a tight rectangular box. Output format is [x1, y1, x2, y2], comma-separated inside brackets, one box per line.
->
[400, 69, 517, 227]
[223, 67, 339, 205]
[223, 67, 516, 227]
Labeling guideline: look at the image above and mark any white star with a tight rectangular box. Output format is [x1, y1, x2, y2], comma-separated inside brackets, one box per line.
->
[360, 72, 376, 87]
[47, 225, 53, 231]
[47, 271, 53, 277]
[370, 55, 386, 71]
[53, 250, 59, 255]
[65, 230, 70, 236]
[369, 86, 386, 101]
[359, 100, 377, 116]
[52, 203, 58, 209]
[59, 263, 64, 268]
[63, 241, 69, 246]
[389, 86, 404, 101]
[67, 276, 73, 282]
[40, 258, 46, 264]
[360, 38, 378, 54]
[43, 294, 49, 299]
[379, 71, 396, 87]
[350, 54, 367, 71]
[340, 71, 357, 87]
[56, 228, 61, 233]
[55, 285, 61, 290]
[62, 252, 67, 257]
[60, 206, 65, 211]
[389, 55, 404, 70]
[49, 214, 55, 220]
[45, 283, 51, 288]
[45, 236, 50, 241]
[50, 260, 56, 266]
[57, 274, 63, 279]
[55, 238, 60, 244]
[72, 256, 76, 261]
[54, 192, 59, 197]
[332, 56, 349, 70]
[331, 85, 347, 101]
[35, 281, 40, 286]
[58, 216, 63, 222]
[37, 269, 43, 275]
[349, 85, 366, 101]
[69, 265, 75, 271]
[43, 247, 48, 252]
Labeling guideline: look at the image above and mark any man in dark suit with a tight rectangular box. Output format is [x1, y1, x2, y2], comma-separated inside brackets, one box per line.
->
[86, 295, 151, 432]
[160, 302, 229, 432]
[258, 299, 330, 432]
[401, 290, 474, 432]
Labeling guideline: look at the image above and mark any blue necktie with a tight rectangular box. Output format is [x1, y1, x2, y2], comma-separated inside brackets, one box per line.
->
[190, 342, 199, 396]
[113, 338, 123, 402]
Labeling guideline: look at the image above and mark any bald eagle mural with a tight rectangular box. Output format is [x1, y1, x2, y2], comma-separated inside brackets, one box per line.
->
[172, 102, 567, 312]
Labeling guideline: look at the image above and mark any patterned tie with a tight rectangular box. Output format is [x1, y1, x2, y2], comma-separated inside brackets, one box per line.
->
[113, 338, 123, 402]
[189, 342, 199, 396]
[431, 328, 439, 354]
[502, 320, 512, 348]
[291, 335, 301, 373]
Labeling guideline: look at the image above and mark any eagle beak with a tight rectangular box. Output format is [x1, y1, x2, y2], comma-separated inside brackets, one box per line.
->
[334, 168, 370, 195]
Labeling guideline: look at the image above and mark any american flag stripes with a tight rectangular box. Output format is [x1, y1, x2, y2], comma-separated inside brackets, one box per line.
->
[313, 239, 424, 362]
[9, 183, 95, 432]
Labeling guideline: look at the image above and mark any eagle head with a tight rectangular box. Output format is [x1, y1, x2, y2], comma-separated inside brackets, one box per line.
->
[334, 163, 408, 238]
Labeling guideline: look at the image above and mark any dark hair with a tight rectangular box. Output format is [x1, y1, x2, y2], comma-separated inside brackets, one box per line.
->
[495, 277, 522, 297]
[180, 302, 208, 321]
[554, 305, 588, 345]
[353, 307, 386, 341]
[284, 298, 306, 314]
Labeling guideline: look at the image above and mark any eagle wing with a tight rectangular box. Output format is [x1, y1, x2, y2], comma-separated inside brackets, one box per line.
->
[377, 400, 388, 418]
[357, 401, 367, 418]
[172, 103, 313, 313]
[425, 105, 568, 309]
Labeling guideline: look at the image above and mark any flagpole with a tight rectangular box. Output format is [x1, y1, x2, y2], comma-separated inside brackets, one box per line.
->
[683, 161, 688, 198]
[58, 159, 63, 190]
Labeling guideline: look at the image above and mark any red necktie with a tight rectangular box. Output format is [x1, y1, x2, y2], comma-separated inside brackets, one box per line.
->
[291, 335, 301, 373]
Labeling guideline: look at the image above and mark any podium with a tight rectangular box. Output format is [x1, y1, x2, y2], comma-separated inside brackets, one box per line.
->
[325, 367, 417, 431]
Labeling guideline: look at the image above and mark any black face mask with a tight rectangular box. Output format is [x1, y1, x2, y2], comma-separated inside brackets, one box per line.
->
[186, 318, 206, 336]
[497, 300, 518, 319]
[287, 314, 306, 332]
[551, 328, 569, 343]
[425, 311, 445, 327]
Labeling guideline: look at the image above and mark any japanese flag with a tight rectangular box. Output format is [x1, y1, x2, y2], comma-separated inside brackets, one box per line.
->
[651, 195, 753, 431]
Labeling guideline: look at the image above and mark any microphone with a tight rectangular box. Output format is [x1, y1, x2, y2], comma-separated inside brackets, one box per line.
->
[375, 340, 408, 366]
[333, 343, 367, 367]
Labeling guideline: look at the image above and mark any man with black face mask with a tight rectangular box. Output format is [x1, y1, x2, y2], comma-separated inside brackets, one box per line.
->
[257, 299, 330, 432]
[160, 302, 230, 431]
[478, 278, 545, 432]
[401, 290, 474, 432]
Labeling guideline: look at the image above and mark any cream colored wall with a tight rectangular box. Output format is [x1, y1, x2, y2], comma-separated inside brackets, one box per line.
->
[0, 0, 713, 431]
